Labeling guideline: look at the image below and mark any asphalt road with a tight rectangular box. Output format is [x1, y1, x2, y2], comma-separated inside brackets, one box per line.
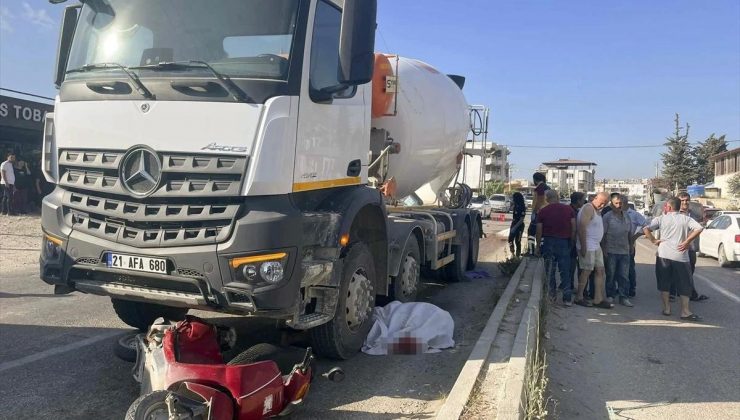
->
[0, 216, 512, 420]
[547, 238, 740, 419]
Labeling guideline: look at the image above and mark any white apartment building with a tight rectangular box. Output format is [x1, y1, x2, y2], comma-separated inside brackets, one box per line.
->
[595, 179, 650, 203]
[538, 159, 597, 194]
[455, 141, 510, 193]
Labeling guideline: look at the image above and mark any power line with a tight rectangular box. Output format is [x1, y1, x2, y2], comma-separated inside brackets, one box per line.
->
[0, 88, 54, 101]
[501, 140, 740, 149]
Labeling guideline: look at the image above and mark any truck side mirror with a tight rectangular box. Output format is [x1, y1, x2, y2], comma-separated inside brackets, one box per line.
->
[54, 5, 80, 88]
[338, 0, 377, 86]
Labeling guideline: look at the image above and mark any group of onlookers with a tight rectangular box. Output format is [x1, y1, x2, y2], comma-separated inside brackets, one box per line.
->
[507, 172, 707, 322]
[1, 151, 50, 216]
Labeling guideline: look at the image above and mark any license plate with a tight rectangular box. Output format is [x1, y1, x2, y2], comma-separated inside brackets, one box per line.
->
[106, 253, 168, 274]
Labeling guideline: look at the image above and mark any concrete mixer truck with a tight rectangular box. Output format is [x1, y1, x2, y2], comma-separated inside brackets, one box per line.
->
[39, 0, 482, 359]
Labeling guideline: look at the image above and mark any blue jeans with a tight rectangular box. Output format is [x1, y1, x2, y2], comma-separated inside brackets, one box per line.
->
[628, 250, 636, 296]
[543, 237, 572, 301]
[606, 253, 630, 299]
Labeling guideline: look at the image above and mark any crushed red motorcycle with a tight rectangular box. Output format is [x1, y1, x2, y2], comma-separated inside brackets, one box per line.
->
[122, 316, 343, 419]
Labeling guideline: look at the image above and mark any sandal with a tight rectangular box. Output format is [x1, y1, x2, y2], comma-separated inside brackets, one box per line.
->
[690, 294, 709, 302]
[594, 301, 614, 309]
[574, 299, 593, 307]
[680, 314, 702, 322]
[662, 310, 671, 316]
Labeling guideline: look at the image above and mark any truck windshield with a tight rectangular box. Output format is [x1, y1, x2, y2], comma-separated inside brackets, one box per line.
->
[66, 0, 301, 82]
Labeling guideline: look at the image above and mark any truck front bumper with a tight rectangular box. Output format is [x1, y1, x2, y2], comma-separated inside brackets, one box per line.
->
[39, 189, 341, 320]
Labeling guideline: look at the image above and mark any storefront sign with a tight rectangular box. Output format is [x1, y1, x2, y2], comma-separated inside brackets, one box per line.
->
[0, 95, 54, 132]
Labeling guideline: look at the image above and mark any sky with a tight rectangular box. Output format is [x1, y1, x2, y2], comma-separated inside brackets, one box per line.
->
[1, 0, 738, 179]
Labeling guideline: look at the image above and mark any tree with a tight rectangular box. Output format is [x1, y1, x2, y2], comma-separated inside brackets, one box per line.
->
[483, 180, 505, 196]
[728, 173, 740, 197]
[661, 114, 695, 191]
[693, 133, 728, 185]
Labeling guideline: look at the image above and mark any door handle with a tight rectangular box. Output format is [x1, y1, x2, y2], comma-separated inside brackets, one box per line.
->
[347, 159, 361, 177]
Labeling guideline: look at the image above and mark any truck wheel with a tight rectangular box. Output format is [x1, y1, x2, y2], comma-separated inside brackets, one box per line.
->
[467, 217, 480, 270]
[390, 238, 421, 302]
[111, 299, 189, 331]
[310, 243, 376, 360]
[445, 220, 469, 282]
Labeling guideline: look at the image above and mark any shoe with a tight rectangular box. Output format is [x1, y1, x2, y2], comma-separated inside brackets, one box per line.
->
[594, 301, 614, 309]
[564, 299, 573, 307]
[620, 297, 634, 307]
[606, 297, 614, 304]
[574, 299, 592, 307]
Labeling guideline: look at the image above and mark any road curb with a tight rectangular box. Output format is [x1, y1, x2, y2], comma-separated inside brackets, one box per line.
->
[435, 257, 531, 420]
[496, 258, 544, 419]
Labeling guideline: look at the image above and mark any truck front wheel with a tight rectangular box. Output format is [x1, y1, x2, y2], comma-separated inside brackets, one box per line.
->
[111, 298, 189, 331]
[310, 243, 376, 360]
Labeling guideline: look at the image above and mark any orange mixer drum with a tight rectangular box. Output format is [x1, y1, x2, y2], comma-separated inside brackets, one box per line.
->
[371, 53, 395, 118]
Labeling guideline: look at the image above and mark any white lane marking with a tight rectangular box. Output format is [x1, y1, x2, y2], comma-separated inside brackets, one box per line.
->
[694, 273, 740, 304]
[637, 241, 740, 304]
[0, 330, 122, 374]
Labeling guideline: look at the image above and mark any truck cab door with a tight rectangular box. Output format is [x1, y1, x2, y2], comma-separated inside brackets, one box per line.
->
[294, 0, 369, 193]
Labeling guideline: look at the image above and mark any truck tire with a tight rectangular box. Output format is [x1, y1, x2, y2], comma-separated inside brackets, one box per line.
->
[111, 298, 189, 331]
[310, 243, 376, 360]
[467, 217, 480, 270]
[445, 220, 469, 282]
[389, 238, 421, 303]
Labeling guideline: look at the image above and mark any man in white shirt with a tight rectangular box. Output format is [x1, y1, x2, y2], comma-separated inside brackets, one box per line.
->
[643, 197, 704, 322]
[1, 152, 17, 215]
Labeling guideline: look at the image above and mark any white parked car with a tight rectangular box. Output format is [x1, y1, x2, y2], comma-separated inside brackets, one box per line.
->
[698, 213, 740, 267]
[489, 194, 512, 213]
[469, 196, 492, 219]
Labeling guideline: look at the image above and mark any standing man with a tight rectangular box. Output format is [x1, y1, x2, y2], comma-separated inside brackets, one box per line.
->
[602, 194, 633, 307]
[567, 192, 586, 293]
[1, 152, 17, 216]
[536, 190, 576, 306]
[622, 198, 647, 297]
[643, 197, 704, 321]
[574, 192, 612, 308]
[676, 192, 709, 301]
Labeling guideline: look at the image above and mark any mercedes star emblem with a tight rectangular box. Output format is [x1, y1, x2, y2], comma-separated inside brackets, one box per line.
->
[121, 148, 162, 196]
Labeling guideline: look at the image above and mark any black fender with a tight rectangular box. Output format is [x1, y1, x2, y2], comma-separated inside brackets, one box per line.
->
[316, 186, 389, 295]
[386, 219, 425, 277]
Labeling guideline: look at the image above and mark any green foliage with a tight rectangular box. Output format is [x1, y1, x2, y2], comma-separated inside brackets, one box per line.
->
[483, 180, 506, 197]
[693, 134, 728, 185]
[728, 173, 740, 198]
[498, 254, 523, 276]
[661, 114, 695, 190]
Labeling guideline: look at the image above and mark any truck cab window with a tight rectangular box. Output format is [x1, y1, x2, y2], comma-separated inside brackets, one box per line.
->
[309, 0, 354, 101]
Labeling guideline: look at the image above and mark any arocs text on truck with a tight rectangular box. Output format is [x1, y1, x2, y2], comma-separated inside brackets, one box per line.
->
[40, 0, 482, 359]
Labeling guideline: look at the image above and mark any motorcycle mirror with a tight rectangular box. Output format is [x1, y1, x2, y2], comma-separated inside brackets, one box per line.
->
[322, 367, 345, 383]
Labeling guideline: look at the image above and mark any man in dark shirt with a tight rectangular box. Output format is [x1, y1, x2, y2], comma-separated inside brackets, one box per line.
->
[536, 190, 576, 306]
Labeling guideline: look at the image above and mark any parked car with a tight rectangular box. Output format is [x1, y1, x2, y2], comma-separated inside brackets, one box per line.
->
[524, 194, 534, 209]
[469, 195, 492, 219]
[699, 213, 740, 267]
[489, 194, 512, 213]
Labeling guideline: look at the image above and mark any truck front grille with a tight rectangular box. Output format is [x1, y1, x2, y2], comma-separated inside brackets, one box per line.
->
[58, 148, 247, 247]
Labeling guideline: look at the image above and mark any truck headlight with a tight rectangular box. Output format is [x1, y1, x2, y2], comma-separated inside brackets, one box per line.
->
[229, 252, 287, 285]
[260, 261, 284, 283]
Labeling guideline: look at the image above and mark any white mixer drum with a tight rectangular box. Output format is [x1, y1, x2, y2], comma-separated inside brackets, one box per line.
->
[371, 56, 469, 200]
